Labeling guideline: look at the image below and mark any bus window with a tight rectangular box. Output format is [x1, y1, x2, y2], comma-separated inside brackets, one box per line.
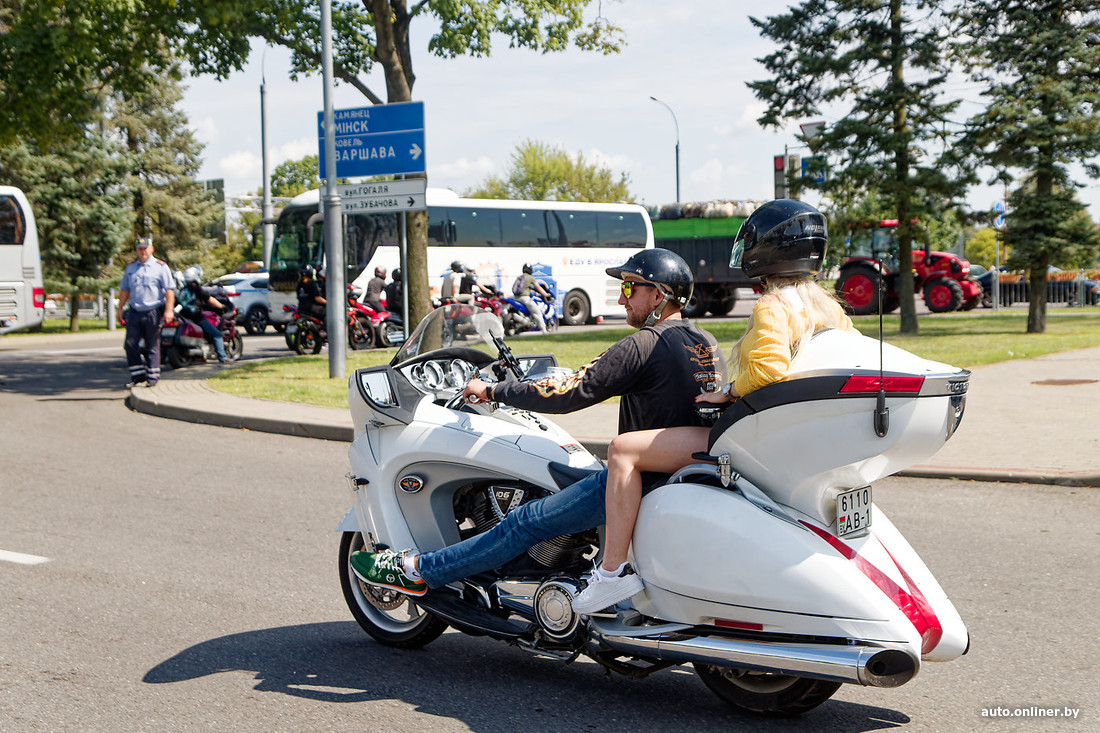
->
[560, 211, 598, 248]
[450, 207, 502, 247]
[427, 206, 450, 246]
[597, 212, 647, 248]
[347, 212, 399, 273]
[500, 210, 549, 248]
[0, 195, 25, 244]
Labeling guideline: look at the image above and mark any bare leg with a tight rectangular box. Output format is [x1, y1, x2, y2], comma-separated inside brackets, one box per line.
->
[601, 426, 709, 571]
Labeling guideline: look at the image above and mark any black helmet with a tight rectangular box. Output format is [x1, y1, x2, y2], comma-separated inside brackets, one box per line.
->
[300, 265, 316, 279]
[522, 263, 533, 275]
[392, 267, 401, 280]
[606, 248, 694, 306]
[732, 199, 827, 279]
[450, 260, 464, 273]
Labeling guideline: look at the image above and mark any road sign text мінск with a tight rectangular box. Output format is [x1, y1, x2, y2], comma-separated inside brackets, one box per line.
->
[318, 102, 426, 179]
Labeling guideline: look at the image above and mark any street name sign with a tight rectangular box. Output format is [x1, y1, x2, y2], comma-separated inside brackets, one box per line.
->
[337, 178, 427, 214]
[318, 102, 426, 179]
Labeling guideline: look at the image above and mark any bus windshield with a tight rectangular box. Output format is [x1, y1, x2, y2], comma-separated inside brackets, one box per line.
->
[268, 188, 653, 326]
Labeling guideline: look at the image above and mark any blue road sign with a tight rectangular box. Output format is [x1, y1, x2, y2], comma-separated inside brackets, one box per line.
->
[318, 102, 426, 179]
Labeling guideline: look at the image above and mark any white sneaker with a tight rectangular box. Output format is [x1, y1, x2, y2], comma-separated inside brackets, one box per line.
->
[571, 562, 644, 614]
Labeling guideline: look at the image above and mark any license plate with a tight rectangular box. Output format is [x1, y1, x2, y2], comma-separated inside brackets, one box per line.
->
[286, 324, 297, 334]
[161, 327, 176, 337]
[836, 487, 872, 537]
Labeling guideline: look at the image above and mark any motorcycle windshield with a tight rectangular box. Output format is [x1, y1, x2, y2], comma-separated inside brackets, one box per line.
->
[391, 303, 505, 365]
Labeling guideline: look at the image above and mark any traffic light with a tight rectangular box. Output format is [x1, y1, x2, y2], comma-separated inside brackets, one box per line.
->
[774, 155, 787, 199]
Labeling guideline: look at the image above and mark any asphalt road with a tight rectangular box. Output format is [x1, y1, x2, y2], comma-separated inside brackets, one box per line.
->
[1, 336, 1097, 732]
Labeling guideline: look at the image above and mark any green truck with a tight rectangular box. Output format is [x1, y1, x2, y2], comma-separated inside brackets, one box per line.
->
[649, 204, 761, 318]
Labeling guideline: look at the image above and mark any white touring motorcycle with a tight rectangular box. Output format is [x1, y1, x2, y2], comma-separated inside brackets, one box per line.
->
[339, 304, 970, 716]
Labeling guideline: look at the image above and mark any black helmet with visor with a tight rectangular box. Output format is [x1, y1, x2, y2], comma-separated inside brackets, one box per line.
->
[731, 199, 827, 279]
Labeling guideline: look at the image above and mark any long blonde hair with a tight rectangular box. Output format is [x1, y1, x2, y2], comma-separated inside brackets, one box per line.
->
[730, 276, 849, 374]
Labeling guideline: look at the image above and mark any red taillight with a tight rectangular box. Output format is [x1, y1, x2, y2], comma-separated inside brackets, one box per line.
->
[33, 287, 46, 308]
[839, 375, 924, 394]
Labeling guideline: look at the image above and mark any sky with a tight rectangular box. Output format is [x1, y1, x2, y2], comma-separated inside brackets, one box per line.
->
[179, 0, 1100, 224]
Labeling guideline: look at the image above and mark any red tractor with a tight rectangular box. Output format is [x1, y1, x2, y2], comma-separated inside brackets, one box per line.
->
[835, 219, 983, 315]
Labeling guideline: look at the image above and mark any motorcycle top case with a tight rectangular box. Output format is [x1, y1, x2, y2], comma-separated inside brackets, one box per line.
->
[707, 329, 969, 524]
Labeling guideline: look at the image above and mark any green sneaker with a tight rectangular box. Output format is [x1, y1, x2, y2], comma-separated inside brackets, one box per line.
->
[349, 549, 427, 596]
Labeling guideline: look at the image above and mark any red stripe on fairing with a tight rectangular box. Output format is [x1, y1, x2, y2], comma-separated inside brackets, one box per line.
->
[715, 618, 765, 631]
[801, 522, 943, 655]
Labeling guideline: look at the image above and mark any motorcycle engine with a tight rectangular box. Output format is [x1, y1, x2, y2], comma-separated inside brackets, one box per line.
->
[462, 483, 591, 569]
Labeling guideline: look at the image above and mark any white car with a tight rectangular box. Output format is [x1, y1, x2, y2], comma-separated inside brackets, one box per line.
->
[217, 273, 291, 335]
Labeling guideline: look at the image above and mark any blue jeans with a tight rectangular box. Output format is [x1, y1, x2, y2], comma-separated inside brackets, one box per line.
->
[190, 313, 226, 361]
[417, 469, 608, 588]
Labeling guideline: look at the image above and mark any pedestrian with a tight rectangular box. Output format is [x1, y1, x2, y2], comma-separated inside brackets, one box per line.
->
[348, 248, 725, 597]
[570, 199, 857, 614]
[117, 237, 175, 388]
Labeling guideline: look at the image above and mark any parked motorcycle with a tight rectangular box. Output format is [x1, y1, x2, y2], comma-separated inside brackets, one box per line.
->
[347, 286, 405, 350]
[161, 307, 243, 368]
[337, 305, 969, 716]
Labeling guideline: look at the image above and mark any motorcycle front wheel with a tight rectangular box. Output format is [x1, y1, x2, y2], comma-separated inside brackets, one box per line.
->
[338, 531, 447, 649]
[694, 664, 840, 717]
[294, 322, 323, 355]
[224, 333, 244, 362]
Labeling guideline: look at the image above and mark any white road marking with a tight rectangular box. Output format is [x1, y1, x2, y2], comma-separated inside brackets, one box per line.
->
[0, 549, 50, 565]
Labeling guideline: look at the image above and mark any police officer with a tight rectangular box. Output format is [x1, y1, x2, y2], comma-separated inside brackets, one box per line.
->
[118, 237, 176, 387]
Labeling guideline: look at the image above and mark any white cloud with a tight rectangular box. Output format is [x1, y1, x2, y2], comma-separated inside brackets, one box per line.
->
[191, 116, 220, 144]
[217, 151, 261, 194]
[689, 159, 725, 193]
[430, 156, 498, 191]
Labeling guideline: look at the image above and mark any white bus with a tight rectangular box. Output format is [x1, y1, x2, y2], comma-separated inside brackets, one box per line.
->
[267, 188, 653, 325]
[0, 186, 45, 335]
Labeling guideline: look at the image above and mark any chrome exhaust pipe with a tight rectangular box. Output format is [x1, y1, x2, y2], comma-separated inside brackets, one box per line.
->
[587, 622, 918, 688]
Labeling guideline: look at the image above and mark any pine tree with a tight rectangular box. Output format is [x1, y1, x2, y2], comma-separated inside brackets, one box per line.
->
[749, 0, 970, 334]
[0, 137, 132, 331]
[107, 69, 222, 275]
[952, 1, 1100, 332]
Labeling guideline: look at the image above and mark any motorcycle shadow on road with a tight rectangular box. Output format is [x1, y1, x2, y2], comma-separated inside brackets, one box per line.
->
[142, 622, 910, 732]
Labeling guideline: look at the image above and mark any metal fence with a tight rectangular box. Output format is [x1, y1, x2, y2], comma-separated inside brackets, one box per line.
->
[988, 269, 1100, 309]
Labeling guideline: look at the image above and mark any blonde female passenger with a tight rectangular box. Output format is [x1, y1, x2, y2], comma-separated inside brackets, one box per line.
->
[571, 199, 858, 614]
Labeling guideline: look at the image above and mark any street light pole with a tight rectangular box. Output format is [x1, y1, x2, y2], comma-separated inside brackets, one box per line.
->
[650, 96, 680, 202]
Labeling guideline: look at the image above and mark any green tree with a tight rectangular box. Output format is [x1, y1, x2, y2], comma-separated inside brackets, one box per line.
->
[965, 228, 1003, 270]
[952, 1, 1100, 332]
[0, 137, 132, 332]
[464, 140, 635, 202]
[108, 69, 222, 274]
[749, 0, 969, 334]
[2, 0, 625, 330]
[271, 156, 322, 197]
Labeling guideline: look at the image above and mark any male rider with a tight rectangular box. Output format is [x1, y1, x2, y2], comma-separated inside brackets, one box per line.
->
[179, 265, 228, 364]
[457, 268, 495, 303]
[513, 263, 554, 332]
[350, 248, 725, 597]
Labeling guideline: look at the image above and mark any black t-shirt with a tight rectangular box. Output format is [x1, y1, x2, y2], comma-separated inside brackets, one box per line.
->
[384, 281, 402, 312]
[494, 317, 725, 434]
[297, 279, 325, 316]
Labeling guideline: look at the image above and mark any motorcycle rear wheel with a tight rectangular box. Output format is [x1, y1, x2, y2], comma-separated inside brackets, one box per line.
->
[693, 663, 840, 717]
[165, 343, 187, 369]
[348, 317, 374, 350]
[338, 532, 447, 649]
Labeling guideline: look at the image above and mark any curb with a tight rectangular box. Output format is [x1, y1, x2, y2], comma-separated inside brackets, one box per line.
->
[126, 382, 1098, 488]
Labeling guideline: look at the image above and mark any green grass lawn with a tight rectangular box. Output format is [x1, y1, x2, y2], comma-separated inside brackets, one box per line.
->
[206, 311, 1100, 409]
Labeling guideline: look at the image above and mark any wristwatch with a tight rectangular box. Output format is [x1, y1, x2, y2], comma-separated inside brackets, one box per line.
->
[721, 382, 734, 400]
